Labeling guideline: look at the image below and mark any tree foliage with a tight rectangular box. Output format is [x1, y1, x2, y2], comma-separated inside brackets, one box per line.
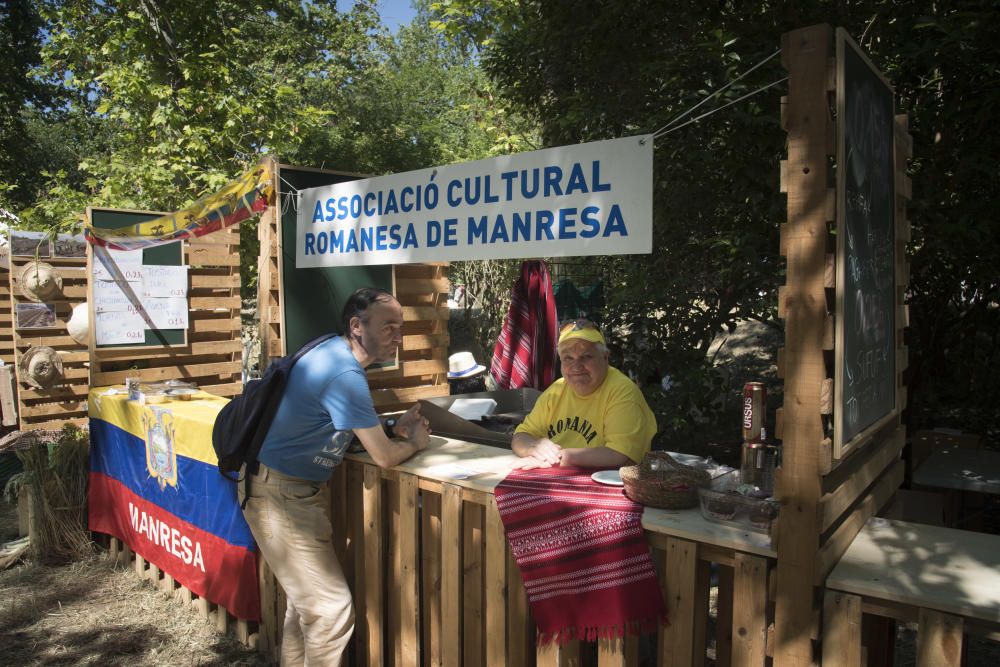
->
[436, 0, 1000, 442]
[6, 0, 533, 293]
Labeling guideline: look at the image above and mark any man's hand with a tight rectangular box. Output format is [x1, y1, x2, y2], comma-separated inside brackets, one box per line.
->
[395, 403, 431, 446]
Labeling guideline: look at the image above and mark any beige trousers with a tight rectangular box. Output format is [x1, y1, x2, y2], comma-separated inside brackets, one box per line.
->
[241, 464, 354, 666]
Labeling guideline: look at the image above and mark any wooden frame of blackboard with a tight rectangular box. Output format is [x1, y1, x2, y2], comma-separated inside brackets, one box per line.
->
[833, 28, 899, 458]
[86, 206, 189, 351]
[275, 164, 398, 370]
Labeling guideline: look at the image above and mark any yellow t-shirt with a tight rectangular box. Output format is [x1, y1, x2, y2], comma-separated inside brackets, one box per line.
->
[515, 367, 657, 463]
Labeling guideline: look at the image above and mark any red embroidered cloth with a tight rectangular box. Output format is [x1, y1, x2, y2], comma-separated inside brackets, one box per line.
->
[495, 466, 667, 644]
[489, 260, 558, 391]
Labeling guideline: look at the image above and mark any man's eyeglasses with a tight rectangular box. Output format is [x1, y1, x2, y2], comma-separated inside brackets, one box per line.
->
[559, 318, 600, 335]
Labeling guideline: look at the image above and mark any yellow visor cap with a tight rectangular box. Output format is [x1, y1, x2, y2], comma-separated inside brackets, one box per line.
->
[558, 326, 606, 347]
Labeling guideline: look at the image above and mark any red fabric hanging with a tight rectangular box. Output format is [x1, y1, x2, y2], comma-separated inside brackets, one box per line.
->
[495, 466, 668, 644]
[489, 260, 558, 390]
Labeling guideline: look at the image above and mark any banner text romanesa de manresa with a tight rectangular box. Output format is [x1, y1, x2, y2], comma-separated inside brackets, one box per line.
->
[295, 135, 653, 267]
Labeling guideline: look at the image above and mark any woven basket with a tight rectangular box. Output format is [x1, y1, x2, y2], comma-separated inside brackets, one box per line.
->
[620, 451, 712, 509]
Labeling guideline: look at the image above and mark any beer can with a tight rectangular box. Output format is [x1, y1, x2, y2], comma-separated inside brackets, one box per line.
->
[742, 382, 766, 444]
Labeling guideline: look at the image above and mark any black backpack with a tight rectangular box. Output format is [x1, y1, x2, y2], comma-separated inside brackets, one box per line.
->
[212, 333, 338, 492]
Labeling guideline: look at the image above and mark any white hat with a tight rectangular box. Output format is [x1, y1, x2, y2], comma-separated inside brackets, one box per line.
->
[17, 346, 64, 389]
[67, 302, 90, 345]
[17, 261, 63, 302]
[448, 351, 486, 379]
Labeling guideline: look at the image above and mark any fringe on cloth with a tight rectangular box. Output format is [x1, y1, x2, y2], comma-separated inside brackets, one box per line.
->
[537, 614, 670, 645]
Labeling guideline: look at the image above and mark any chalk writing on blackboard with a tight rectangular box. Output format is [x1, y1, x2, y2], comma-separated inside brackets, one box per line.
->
[836, 29, 897, 453]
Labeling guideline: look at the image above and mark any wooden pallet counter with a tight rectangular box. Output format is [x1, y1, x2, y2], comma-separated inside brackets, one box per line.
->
[255, 437, 779, 667]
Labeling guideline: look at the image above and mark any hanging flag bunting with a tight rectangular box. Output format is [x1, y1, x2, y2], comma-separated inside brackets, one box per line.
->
[84, 158, 276, 251]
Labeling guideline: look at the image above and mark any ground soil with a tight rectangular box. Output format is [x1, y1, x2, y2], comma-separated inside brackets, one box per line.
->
[0, 500, 266, 666]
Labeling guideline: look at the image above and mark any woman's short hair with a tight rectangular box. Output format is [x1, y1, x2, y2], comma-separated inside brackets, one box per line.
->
[341, 287, 394, 333]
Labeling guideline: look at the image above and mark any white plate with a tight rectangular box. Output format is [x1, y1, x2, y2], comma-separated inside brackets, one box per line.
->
[591, 470, 623, 486]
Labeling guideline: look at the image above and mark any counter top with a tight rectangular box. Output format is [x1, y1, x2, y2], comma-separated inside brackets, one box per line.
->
[346, 436, 777, 558]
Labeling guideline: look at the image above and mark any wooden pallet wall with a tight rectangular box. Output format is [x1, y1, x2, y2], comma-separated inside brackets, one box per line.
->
[773, 24, 911, 666]
[89, 211, 243, 397]
[257, 165, 449, 412]
[1, 263, 19, 427]
[9, 255, 90, 431]
[0, 264, 14, 367]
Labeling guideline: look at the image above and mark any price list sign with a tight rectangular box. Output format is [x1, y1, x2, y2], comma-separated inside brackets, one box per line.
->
[93, 247, 189, 346]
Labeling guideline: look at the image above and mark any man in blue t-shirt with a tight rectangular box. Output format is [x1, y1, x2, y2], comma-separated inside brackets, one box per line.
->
[242, 287, 430, 666]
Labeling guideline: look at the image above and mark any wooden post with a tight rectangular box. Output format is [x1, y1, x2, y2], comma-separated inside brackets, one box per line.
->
[0, 365, 16, 426]
[398, 473, 420, 667]
[506, 544, 533, 667]
[348, 462, 367, 667]
[422, 491, 443, 667]
[656, 537, 707, 665]
[362, 464, 384, 667]
[441, 483, 464, 667]
[916, 609, 963, 667]
[732, 554, 768, 666]
[774, 23, 832, 667]
[485, 497, 508, 667]
[716, 565, 734, 667]
[821, 591, 861, 667]
[463, 502, 484, 667]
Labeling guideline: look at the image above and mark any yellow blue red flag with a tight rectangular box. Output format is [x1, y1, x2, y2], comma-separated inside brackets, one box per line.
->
[84, 159, 275, 251]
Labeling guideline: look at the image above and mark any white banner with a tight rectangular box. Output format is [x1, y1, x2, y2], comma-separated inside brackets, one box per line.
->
[296, 135, 653, 267]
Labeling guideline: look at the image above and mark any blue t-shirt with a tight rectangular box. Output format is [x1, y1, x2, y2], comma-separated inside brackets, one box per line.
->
[257, 336, 379, 481]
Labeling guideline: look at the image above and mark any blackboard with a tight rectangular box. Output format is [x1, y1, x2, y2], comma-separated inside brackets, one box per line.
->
[834, 29, 897, 455]
[90, 208, 186, 348]
[279, 166, 394, 356]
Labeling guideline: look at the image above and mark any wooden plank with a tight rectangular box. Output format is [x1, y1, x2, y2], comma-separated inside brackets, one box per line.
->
[819, 425, 904, 531]
[485, 497, 507, 667]
[214, 604, 229, 635]
[94, 339, 242, 361]
[189, 295, 241, 309]
[657, 537, 699, 666]
[537, 641, 580, 667]
[257, 558, 277, 661]
[916, 608, 963, 667]
[731, 554, 768, 666]
[822, 591, 861, 667]
[597, 635, 638, 667]
[441, 483, 464, 667]
[97, 360, 242, 385]
[395, 278, 449, 294]
[774, 23, 833, 667]
[20, 402, 87, 418]
[387, 479, 402, 667]
[507, 545, 533, 667]
[716, 565, 734, 667]
[464, 502, 484, 667]
[184, 250, 241, 266]
[401, 306, 450, 322]
[371, 384, 449, 406]
[402, 333, 449, 351]
[17, 416, 88, 431]
[348, 462, 367, 667]
[817, 460, 904, 581]
[363, 464, 384, 667]
[190, 273, 241, 288]
[0, 366, 17, 426]
[422, 491, 443, 667]
[399, 473, 420, 667]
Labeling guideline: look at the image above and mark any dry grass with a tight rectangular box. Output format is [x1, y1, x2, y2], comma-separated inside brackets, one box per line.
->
[0, 501, 268, 666]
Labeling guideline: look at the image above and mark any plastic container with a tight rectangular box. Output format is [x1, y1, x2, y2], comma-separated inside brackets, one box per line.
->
[698, 471, 779, 534]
